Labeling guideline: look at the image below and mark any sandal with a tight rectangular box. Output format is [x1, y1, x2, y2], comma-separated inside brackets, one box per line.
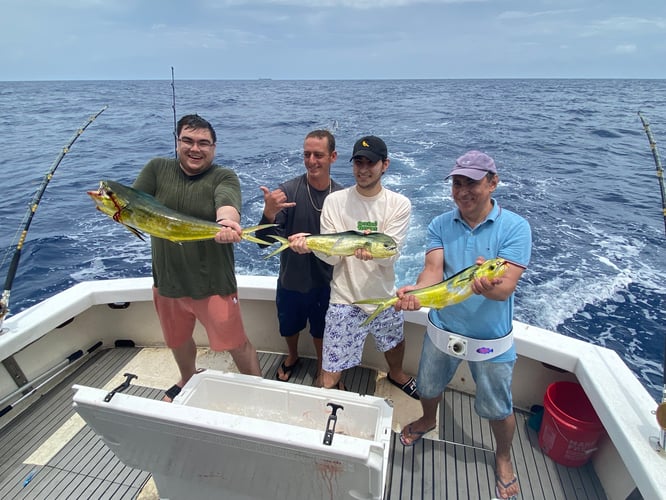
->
[163, 384, 182, 402]
[399, 423, 436, 447]
[275, 358, 300, 382]
[163, 368, 206, 402]
[495, 474, 519, 499]
[386, 374, 420, 400]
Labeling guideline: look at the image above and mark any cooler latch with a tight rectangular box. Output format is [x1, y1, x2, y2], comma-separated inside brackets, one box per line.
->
[104, 373, 137, 402]
[323, 402, 344, 446]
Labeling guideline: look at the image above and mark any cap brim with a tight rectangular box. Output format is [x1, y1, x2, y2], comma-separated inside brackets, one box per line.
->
[350, 151, 382, 163]
[445, 167, 489, 180]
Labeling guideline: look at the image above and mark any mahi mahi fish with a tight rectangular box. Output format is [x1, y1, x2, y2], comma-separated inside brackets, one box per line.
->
[354, 258, 508, 326]
[87, 180, 275, 244]
[265, 231, 398, 259]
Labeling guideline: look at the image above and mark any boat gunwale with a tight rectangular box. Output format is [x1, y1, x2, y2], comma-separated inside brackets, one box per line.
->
[1, 275, 664, 499]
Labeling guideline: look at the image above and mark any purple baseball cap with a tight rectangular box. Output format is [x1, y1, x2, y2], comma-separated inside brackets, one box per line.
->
[446, 150, 497, 180]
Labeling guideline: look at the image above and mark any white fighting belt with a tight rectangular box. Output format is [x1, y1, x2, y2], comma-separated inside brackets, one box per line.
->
[426, 317, 513, 362]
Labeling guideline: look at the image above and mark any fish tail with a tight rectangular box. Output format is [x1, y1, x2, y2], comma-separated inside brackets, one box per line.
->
[264, 235, 290, 259]
[245, 223, 278, 232]
[241, 224, 278, 246]
[354, 297, 398, 327]
[242, 234, 274, 245]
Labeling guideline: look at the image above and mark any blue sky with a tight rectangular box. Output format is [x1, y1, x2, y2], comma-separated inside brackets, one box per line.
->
[2, 0, 665, 81]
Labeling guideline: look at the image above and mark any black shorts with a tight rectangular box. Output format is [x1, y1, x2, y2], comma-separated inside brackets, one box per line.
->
[275, 282, 331, 338]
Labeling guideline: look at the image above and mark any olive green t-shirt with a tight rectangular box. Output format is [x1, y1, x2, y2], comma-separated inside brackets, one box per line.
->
[133, 158, 242, 299]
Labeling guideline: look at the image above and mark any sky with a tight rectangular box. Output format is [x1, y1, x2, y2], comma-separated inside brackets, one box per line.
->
[1, 0, 665, 81]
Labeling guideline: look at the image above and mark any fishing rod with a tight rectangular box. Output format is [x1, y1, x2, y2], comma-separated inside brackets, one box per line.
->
[638, 112, 666, 235]
[0, 106, 108, 331]
[171, 66, 177, 157]
[637, 111, 666, 451]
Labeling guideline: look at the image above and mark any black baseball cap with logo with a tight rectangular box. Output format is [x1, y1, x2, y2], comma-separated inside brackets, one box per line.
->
[350, 136, 387, 163]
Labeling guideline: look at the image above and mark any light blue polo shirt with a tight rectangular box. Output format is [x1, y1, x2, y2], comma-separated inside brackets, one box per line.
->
[426, 200, 532, 362]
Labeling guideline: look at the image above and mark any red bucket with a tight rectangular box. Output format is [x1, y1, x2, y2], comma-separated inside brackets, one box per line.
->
[538, 381, 604, 467]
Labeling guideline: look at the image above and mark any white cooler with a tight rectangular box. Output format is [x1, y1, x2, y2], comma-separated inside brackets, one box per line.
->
[72, 369, 393, 500]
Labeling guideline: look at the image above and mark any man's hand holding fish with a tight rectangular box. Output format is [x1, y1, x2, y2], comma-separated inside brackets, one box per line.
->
[214, 218, 243, 244]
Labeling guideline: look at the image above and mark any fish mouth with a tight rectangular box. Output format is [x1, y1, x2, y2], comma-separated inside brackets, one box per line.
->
[86, 190, 103, 202]
[87, 184, 108, 199]
[493, 259, 509, 273]
[89, 181, 113, 196]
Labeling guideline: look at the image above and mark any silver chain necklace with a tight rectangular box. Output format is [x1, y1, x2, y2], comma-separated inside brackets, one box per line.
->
[306, 175, 332, 212]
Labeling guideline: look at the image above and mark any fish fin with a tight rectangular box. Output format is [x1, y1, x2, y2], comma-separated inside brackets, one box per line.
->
[124, 224, 146, 241]
[243, 223, 278, 232]
[353, 297, 392, 305]
[241, 224, 278, 245]
[329, 236, 348, 254]
[264, 235, 290, 259]
[353, 297, 398, 327]
[241, 234, 274, 245]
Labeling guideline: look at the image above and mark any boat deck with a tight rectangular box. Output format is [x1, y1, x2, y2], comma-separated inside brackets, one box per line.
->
[0, 346, 608, 499]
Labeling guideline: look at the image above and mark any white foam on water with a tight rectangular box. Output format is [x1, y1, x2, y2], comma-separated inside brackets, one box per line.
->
[70, 257, 108, 281]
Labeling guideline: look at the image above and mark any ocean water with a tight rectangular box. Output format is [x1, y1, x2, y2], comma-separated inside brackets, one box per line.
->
[1, 79, 665, 401]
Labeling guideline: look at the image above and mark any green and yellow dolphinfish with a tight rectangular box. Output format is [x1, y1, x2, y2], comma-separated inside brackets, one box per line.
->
[87, 180, 275, 244]
[265, 231, 398, 259]
[354, 258, 508, 326]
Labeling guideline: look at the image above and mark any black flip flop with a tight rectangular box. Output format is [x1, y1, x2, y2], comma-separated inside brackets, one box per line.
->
[163, 384, 182, 402]
[163, 368, 206, 402]
[276, 358, 300, 382]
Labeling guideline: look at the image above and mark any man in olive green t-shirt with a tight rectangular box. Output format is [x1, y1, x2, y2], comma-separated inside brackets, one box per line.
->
[132, 114, 261, 401]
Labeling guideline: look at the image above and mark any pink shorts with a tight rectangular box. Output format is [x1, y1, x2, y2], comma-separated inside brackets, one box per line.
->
[152, 288, 248, 351]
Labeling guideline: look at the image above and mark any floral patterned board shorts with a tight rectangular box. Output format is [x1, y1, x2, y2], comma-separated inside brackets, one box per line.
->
[322, 303, 404, 373]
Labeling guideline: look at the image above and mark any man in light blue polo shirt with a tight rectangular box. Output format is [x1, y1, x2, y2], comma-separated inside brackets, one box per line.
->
[395, 150, 531, 500]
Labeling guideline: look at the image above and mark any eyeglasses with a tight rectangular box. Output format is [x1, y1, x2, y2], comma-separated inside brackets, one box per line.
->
[178, 137, 215, 150]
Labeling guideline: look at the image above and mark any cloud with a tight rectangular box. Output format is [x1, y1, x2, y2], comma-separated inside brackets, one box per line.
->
[498, 9, 580, 21]
[582, 16, 666, 37]
[614, 44, 637, 54]
[208, 0, 480, 7]
[1, 0, 664, 80]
